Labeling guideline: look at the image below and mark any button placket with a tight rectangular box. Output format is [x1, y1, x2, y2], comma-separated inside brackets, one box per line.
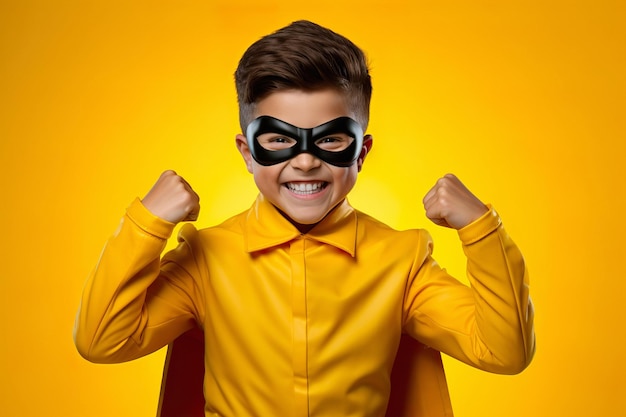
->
[290, 237, 309, 415]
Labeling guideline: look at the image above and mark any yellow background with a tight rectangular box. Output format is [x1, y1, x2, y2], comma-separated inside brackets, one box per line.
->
[1, 1, 624, 416]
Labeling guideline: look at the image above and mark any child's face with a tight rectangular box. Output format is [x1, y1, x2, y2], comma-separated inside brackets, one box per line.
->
[236, 88, 372, 231]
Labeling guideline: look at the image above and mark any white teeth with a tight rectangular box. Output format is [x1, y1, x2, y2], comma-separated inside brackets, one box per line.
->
[287, 182, 325, 194]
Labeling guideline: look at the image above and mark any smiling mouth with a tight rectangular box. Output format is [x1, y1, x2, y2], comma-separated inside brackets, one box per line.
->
[285, 181, 328, 195]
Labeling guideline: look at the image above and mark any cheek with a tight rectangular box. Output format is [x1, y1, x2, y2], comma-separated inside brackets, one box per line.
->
[252, 164, 282, 187]
[333, 166, 359, 191]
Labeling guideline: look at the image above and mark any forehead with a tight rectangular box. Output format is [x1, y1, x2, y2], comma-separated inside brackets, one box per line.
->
[253, 88, 356, 129]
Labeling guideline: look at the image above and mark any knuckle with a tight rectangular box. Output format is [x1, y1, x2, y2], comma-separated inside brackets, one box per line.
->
[435, 186, 449, 199]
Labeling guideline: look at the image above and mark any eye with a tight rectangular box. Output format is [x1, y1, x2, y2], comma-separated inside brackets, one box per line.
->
[257, 134, 297, 150]
[315, 135, 354, 151]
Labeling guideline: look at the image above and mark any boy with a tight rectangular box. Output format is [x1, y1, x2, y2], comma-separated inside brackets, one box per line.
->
[74, 20, 535, 417]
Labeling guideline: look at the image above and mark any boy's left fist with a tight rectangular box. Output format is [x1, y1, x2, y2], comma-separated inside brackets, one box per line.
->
[423, 174, 488, 230]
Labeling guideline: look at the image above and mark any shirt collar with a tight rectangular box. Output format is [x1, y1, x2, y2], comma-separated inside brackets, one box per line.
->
[244, 194, 357, 257]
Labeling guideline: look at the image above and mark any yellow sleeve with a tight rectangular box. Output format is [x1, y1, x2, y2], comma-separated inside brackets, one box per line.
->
[73, 198, 200, 363]
[403, 206, 535, 374]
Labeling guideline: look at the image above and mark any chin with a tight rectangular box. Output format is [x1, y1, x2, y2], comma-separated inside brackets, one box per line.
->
[283, 209, 327, 229]
[291, 215, 324, 227]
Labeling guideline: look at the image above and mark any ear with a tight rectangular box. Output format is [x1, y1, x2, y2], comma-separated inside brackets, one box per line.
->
[235, 134, 254, 174]
[357, 134, 373, 172]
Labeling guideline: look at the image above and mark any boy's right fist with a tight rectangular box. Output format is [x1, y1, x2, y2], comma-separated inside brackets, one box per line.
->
[141, 170, 200, 223]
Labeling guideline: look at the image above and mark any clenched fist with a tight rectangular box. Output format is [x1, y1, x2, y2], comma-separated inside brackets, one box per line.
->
[423, 174, 488, 230]
[141, 170, 200, 223]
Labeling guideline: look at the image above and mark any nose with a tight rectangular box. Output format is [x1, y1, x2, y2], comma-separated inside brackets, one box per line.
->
[289, 152, 322, 172]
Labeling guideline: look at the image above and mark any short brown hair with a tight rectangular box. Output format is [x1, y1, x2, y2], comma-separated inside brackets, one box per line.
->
[234, 20, 372, 131]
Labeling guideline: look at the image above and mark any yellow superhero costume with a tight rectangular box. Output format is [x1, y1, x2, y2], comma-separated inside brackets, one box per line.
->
[75, 194, 535, 417]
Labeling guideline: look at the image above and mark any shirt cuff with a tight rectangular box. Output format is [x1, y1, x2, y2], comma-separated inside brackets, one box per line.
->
[125, 197, 176, 240]
[457, 204, 502, 245]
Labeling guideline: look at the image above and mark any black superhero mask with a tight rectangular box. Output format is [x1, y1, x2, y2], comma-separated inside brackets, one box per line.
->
[245, 116, 364, 167]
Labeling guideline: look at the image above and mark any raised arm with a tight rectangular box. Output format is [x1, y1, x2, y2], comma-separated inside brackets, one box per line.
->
[405, 174, 535, 374]
[73, 171, 202, 363]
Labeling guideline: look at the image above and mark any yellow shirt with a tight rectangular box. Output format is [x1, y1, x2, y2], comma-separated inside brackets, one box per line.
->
[74, 195, 534, 417]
